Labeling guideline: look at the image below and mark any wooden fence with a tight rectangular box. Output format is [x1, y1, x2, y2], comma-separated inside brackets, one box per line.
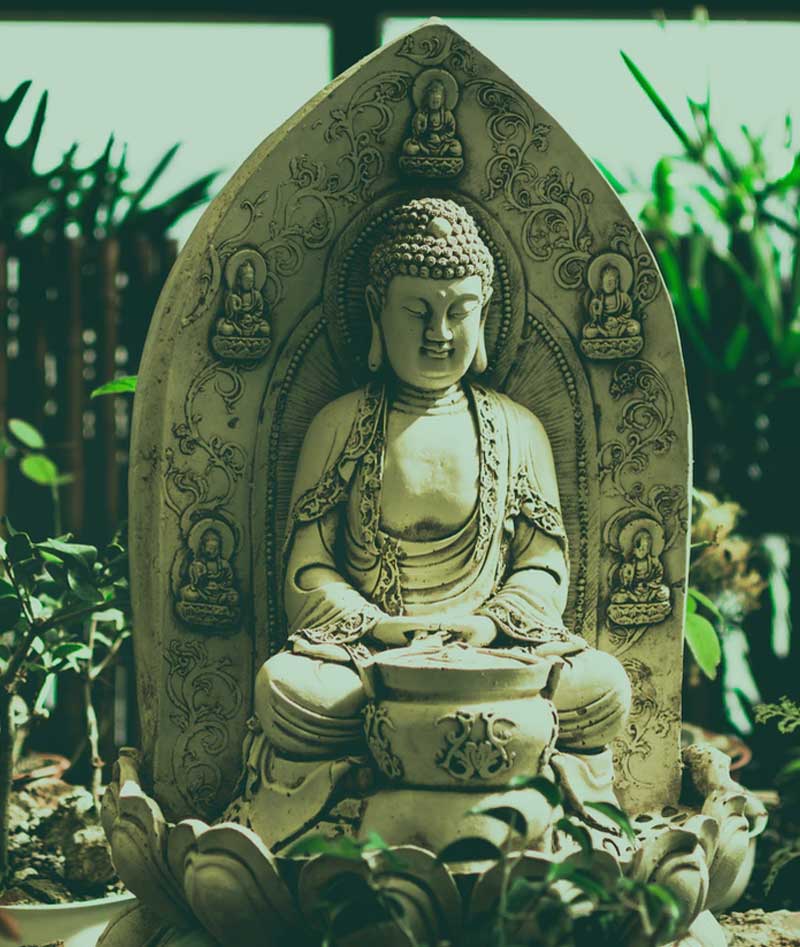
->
[0, 233, 176, 542]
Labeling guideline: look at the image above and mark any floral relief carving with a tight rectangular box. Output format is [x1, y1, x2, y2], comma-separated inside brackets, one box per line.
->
[599, 360, 686, 636]
[613, 658, 679, 790]
[397, 28, 478, 75]
[364, 703, 404, 780]
[435, 710, 517, 782]
[165, 639, 244, 815]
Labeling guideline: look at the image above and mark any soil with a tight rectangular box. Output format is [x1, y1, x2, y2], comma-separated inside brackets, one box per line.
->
[720, 909, 800, 946]
[0, 775, 124, 906]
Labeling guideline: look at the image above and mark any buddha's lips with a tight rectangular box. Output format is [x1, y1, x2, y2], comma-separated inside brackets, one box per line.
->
[421, 345, 453, 358]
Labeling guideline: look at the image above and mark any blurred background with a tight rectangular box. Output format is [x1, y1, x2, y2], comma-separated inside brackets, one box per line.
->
[1, 0, 799, 909]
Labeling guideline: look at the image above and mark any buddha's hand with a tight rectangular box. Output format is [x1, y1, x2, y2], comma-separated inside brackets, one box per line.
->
[532, 632, 587, 658]
[370, 615, 497, 648]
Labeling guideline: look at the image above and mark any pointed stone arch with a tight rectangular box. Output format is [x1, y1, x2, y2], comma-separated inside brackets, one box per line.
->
[129, 20, 690, 821]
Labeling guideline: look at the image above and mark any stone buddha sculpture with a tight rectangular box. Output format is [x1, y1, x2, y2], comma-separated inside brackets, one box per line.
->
[253, 197, 632, 838]
[581, 254, 643, 359]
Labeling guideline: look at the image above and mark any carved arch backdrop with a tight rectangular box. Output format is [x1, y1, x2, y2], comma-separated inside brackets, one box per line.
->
[129, 20, 690, 821]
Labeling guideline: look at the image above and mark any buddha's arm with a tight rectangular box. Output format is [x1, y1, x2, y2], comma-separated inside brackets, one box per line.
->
[477, 404, 573, 645]
[283, 395, 386, 646]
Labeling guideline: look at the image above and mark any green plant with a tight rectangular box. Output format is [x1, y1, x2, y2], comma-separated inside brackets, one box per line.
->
[286, 779, 682, 947]
[752, 697, 800, 906]
[0, 79, 217, 241]
[607, 53, 800, 536]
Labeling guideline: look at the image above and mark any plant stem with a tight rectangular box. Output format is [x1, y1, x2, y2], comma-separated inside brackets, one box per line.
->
[84, 620, 102, 809]
[0, 693, 15, 891]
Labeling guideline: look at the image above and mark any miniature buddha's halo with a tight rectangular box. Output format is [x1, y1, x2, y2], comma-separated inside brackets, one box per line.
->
[412, 68, 460, 111]
[225, 247, 268, 291]
[586, 252, 634, 295]
[186, 517, 237, 561]
[618, 516, 666, 559]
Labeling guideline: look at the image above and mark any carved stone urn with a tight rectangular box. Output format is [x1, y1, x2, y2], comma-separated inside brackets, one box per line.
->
[362, 645, 561, 787]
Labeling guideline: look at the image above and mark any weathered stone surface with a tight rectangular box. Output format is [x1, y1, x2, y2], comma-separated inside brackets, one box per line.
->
[720, 909, 800, 946]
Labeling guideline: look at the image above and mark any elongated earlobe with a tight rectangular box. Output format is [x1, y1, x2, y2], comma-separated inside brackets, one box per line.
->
[365, 283, 384, 373]
[368, 322, 384, 373]
[471, 334, 488, 374]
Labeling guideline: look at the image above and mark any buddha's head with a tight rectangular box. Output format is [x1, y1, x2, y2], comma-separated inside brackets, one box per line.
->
[600, 264, 620, 294]
[238, 260, 256, 291]
[200, 528, 222, 561]
[366, 198, 494, 390]
[632, 528, 652, 560]
[424, 80, 446, 111]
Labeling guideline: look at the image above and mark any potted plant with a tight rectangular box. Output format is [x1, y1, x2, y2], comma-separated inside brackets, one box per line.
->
[0, 418, 136, 946]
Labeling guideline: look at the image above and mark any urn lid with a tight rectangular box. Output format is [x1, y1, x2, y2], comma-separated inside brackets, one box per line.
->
[368, 644, 559, 700]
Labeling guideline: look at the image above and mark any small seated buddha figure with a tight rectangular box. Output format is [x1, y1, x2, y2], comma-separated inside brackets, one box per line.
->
[177, 526, 240, 625]
[254, 198, 631, 836]
[212, 258, 271, 360]
[608, 523, 671, 626]
[581, 260, 642, 359]
[400, 78, 464, 177]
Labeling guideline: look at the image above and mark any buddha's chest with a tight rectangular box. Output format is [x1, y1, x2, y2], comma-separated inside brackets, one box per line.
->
[378, 410, 480, 540]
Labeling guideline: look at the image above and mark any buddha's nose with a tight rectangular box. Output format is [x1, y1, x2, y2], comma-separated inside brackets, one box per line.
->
[426, 312, 454, 343]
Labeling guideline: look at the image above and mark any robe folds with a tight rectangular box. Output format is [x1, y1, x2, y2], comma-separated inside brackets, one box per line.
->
[282, 381, 573, 650]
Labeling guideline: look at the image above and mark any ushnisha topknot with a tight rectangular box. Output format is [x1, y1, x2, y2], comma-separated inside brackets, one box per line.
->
[368, 198, 494, 298]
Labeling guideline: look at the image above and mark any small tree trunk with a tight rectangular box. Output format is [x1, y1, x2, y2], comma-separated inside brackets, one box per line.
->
[0, 692, 15, 890]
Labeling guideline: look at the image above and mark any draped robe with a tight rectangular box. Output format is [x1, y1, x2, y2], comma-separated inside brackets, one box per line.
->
[282, 381, 573, 650]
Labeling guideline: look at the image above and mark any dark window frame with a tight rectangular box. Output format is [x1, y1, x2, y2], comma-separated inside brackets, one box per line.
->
[1, 2, 800, 76]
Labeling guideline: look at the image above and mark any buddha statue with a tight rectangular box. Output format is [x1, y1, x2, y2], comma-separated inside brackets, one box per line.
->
[400, 73, 464, 177]
[177, 525, 240, 626]
[581, 253, 643, 359]
[608, 519, 671, 626]
[252, 197, 632, 842]
[212, 254, 271, 360]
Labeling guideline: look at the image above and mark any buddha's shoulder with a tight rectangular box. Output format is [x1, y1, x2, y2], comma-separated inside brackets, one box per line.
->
[478, 386, 551, 444]
[303, 387, 378, 439]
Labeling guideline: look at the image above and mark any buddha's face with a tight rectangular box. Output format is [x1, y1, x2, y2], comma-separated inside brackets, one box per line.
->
[601, 266, 619, 293]
[239, 264, 255, 291]
[368, 274, 486, 390]
[201, 531, 221, 560]
[426, 82, 445, 110]
[632, 529, 652, 559]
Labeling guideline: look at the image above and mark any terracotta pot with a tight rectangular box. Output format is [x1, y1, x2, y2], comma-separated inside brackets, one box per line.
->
[363, 646, 561, 788]
[3, 891, 135, 947]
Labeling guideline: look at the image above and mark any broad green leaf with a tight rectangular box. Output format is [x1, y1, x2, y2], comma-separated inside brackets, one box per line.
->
[8, 418, 45, 450]
[685, 612, 722, 680]
[621, 52, 695, 155]
[90, 375, 138, 399]
[508, 774, 562, 806]
[0, 594, 21, 630]
[645, 882, 683, 935]
[467, 804, 528, 836]
[6, 532, 34, 564]
[687, 587, 723, 621]
[555, 817, 593, 854]
[584, 802, 636, 842]
[436, 836, 502, 864]
[37, 538, 98, 572]
[20, 454, 59, 486]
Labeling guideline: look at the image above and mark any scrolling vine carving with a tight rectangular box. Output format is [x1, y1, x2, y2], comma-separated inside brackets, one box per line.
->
[435, 710, 517, 781]
[599, 360, 686, 638]
[165, 639, 244, 815]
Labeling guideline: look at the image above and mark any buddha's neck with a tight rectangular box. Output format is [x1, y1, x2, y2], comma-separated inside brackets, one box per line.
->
[390, 380, 469, 416]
